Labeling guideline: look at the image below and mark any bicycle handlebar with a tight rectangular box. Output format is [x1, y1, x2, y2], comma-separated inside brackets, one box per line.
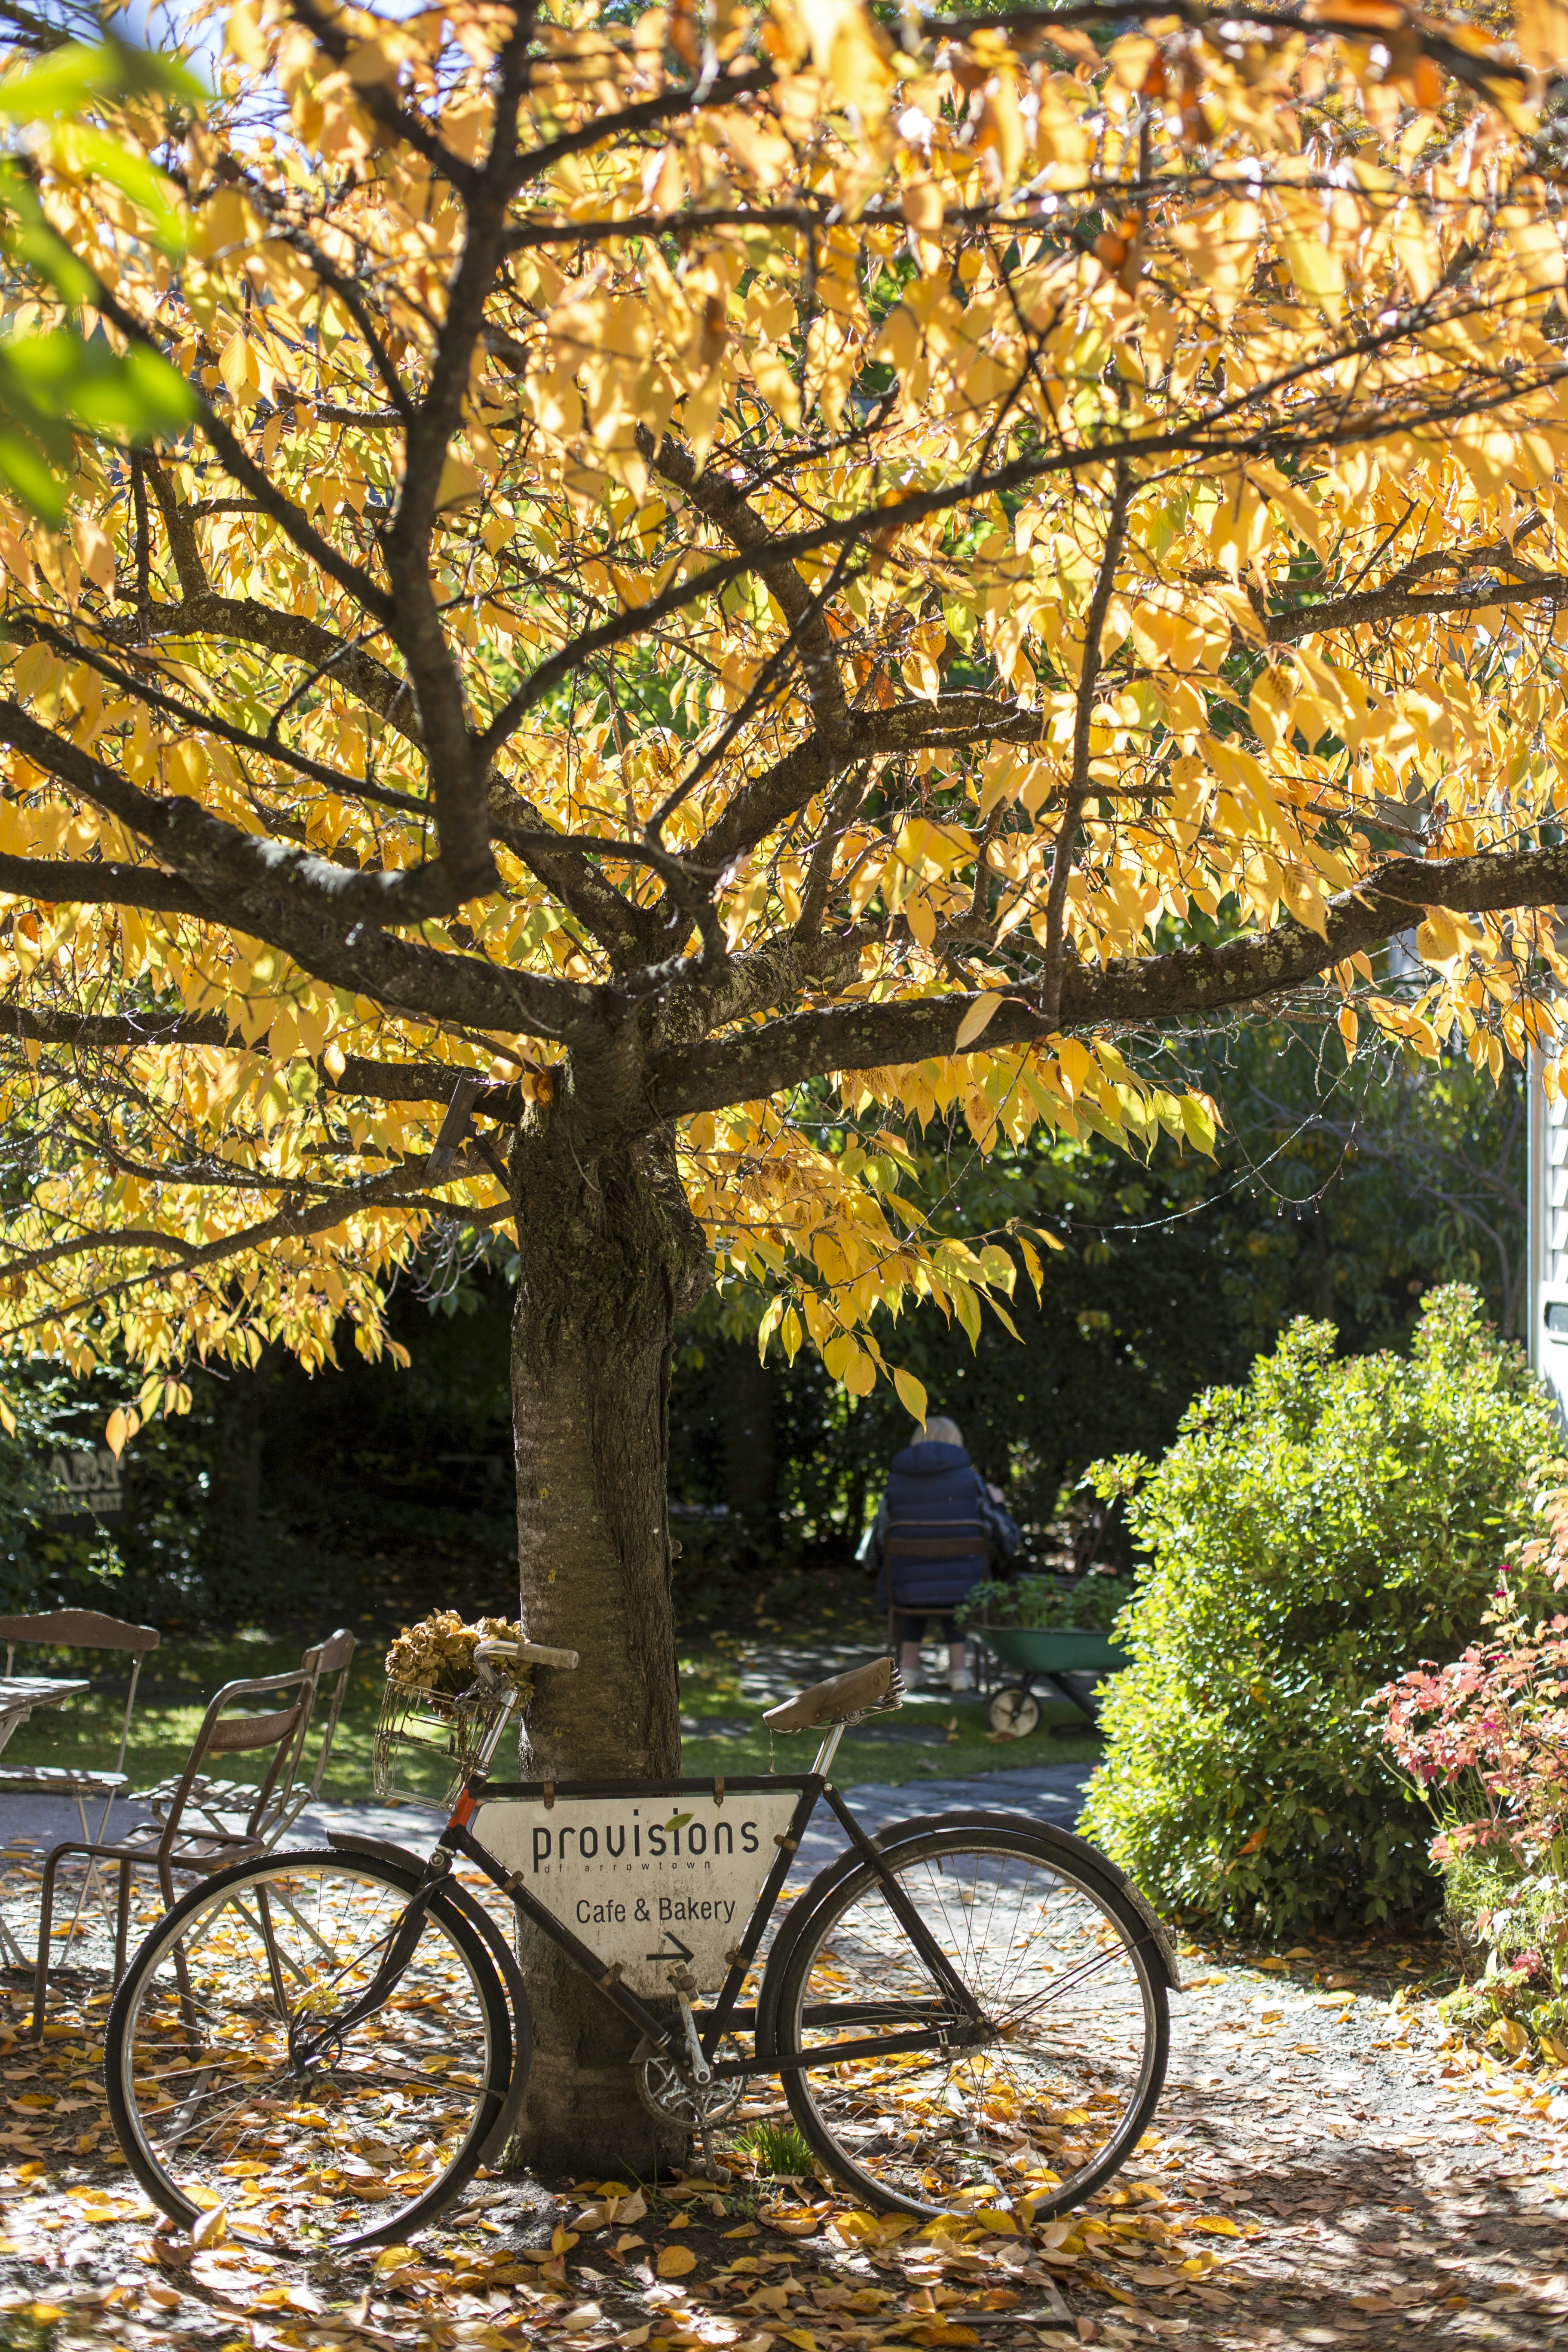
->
[475, 1637, 580, 1671]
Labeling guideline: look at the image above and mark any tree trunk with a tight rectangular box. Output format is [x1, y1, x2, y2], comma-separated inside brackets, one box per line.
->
[506, 1078, 708, 2175]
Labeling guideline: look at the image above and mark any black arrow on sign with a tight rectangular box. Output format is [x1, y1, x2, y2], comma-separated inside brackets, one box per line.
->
[645, 1929, 695, 1963]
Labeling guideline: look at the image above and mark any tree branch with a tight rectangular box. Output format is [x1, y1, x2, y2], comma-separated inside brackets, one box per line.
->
[487, 780, 660, 967]
[1039, 462, 1130, 1026]
[0, 856, 210, 913]
[0, 1161, 498, 1292]
[0, 703, 603, 1042]
[0, 1002, 522, 1112]
[1268, 571, 1568, 643]
[643, 840, 1568, 1117]
[100, 591, 421, 744]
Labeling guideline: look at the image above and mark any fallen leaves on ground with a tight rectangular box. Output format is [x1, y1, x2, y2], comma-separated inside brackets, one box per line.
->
[6, 1928, 1568, 2349]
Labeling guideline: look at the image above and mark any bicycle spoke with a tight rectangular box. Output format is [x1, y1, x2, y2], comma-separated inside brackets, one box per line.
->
[108, 1855, 505, 2251]
[775, 1831, 1167, 2220]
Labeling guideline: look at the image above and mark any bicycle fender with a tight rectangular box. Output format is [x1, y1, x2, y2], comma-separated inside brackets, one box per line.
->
[866, 1810, 1184, 1993]
[324, 1831, 534, 2156]
[443, 1882, 533, 2163]
[753, 1844, 870, 2059]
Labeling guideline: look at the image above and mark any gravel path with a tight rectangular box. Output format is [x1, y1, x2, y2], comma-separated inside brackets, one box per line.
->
[1115, 1948, 1568, 2349]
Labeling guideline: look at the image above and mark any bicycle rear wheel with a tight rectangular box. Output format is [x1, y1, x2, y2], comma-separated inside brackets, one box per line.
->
[767, 1822, 1168, 2218]
[104, 1848, 511, 2250]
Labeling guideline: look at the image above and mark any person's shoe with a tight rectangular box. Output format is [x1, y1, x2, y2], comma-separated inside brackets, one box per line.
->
[948, 1667, 974, 1694]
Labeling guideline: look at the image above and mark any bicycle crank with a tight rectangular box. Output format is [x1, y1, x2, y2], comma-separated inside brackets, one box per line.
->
[635, 2034, 744, 2131]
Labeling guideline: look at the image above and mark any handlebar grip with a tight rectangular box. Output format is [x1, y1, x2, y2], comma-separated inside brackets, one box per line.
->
[475, 1639, 580, 1670]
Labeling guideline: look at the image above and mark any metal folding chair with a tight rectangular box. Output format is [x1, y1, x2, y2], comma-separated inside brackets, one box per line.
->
[139, 1627, 356, 1850]
[27, 1663, 316, 2037]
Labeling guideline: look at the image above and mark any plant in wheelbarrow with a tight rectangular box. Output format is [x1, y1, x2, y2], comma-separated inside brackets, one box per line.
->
[959, 1572, 1139, 1738]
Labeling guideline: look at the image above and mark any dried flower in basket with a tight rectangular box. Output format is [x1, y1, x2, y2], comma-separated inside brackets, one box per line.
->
[384, 1611, 535, 1701]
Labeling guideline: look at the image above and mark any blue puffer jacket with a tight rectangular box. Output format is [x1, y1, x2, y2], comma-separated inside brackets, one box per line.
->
[861, 1442, 1020, 1612]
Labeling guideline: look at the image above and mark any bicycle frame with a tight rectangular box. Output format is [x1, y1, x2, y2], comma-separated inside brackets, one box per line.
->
[424, 1712, 989, 2081]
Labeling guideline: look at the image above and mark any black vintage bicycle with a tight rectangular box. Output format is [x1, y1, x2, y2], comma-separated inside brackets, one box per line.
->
[104, 1644, 1180, 2251]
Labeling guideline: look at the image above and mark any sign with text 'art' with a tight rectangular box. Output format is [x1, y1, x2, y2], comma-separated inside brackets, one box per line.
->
[473, 1787, 801, 1997]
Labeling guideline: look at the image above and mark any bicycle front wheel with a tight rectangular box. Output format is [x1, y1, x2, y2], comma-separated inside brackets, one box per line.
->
[104, 1849, 511, 2250]
[768, 1822, 1169, 2218]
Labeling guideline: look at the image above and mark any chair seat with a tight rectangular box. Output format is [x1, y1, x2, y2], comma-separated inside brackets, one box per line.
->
[0, 1767, 130, 1797]
[136, 1772, 265, 1822]
[106, 1824, 262, 1870]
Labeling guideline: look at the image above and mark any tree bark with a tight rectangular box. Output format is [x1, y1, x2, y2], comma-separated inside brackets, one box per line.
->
[505, 1070, 709, 2174]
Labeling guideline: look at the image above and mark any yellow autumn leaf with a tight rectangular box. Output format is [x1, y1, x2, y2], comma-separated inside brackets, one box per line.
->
[436, 450, 482, 509]
[656, 2245, 698, 2277]
[796, 0, 897, 118]
[956, 992, 1002, 1047]
[1514, 0, 1568, 69]
[191, 2204, 229, 2250]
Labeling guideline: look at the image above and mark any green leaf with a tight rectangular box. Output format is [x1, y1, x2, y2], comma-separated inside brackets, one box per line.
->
[0, 39, 206, 126]
[64, 125, 189, 257]
[0, 426, 63, 524]
[0, 331, 196, 518]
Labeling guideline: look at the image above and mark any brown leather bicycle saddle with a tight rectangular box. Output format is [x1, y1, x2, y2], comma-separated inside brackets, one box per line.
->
[762, 1654, 903, 1734]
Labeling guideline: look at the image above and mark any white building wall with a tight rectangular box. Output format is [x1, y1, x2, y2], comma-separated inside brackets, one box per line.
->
[1528, 1048, 1568, 1420]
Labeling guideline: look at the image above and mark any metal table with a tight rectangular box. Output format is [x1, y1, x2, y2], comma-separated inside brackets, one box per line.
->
[0, 1675, 92, 1963]
[0, 1674, 91, 1755]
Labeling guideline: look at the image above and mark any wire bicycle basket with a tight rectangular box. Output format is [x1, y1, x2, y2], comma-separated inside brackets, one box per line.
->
[373, 1677, 510, 1809]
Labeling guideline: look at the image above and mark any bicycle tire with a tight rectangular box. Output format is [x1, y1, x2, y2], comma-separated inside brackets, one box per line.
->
[104, 1847, 512, 2250]
[766, 1820, 1169, 2220]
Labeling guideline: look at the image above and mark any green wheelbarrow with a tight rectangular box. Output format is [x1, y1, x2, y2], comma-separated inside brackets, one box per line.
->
[973, 1624, 1130, 1735]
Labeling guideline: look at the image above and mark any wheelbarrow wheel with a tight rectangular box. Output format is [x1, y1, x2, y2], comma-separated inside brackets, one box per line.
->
[987, 1684, 1040, 1739]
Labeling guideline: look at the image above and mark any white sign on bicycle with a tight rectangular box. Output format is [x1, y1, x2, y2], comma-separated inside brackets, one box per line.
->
[473, 1788, 802, 1996]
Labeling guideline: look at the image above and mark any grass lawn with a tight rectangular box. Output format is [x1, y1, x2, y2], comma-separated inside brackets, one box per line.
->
[0, 1626, 1101, 1811]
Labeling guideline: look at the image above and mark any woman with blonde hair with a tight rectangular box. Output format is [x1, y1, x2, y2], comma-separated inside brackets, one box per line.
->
[859, 1415, 1020, 1691]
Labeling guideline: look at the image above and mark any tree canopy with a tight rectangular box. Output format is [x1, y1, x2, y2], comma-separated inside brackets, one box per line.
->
[2, 0, 1568, 1433]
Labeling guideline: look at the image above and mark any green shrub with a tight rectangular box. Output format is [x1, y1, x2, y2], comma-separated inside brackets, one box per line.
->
[959, 1571, 1137, 1634]
[1077, 1286, 1562, 1936]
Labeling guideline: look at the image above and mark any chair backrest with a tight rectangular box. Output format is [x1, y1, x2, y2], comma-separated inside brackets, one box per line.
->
[0, 1610, 161, 1667]
[884, 1526, 990, 1565]
[295, 1628, 356, 1805]
[0, 1610, 161, 1774]
[156, 1668, 317, 1852]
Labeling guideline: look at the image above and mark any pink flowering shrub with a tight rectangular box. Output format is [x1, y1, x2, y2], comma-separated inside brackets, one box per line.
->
[1372, 1540, 1568, 2055]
